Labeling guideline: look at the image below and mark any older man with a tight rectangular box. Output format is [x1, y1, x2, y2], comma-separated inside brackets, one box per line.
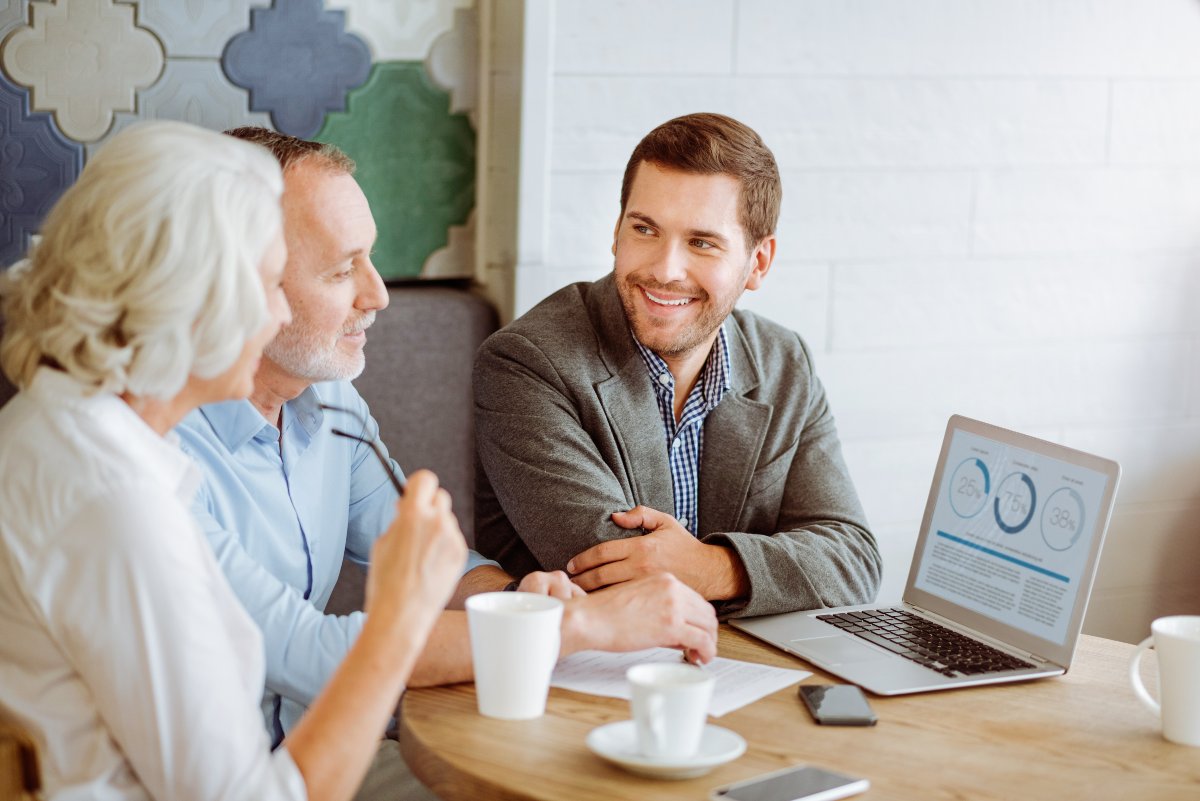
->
[175, 129, 717, 756]
[475, 113, 881, 619]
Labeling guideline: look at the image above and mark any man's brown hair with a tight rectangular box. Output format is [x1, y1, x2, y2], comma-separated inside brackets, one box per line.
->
[619, 113, 781, 249]
[224, 126, 355, 175]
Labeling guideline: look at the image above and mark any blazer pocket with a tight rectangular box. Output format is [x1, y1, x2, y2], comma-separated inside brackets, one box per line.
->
[746, 436, 799, 499]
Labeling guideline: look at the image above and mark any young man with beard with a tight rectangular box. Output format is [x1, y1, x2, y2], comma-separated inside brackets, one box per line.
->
[474, 113, 881, 619]
[175, 128, 718, 798]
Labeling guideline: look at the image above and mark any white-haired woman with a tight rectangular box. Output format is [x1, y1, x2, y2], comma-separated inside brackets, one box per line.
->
[0, 121, 466, 801]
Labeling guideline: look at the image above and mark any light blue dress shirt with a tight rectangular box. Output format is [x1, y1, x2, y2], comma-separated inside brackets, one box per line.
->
[176, 380, 496, 740]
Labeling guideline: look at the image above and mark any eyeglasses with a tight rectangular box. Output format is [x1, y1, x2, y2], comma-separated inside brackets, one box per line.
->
[318, 402, 406, 496]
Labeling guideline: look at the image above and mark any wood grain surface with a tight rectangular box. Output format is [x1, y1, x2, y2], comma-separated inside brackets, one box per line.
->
[400, 628, 1198, 800]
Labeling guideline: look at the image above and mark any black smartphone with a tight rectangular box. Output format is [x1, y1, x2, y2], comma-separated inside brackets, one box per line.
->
[798, 684, 877, 726]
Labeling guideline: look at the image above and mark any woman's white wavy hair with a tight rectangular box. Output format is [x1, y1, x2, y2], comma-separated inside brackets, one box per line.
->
[0, 120, 283, 399]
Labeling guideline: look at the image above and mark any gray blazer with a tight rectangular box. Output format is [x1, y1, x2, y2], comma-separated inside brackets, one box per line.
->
[474, 274, 881, 617]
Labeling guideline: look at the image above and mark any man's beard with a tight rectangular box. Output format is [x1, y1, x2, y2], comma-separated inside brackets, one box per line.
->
[616, 271, 732, 358]
[265, 310, 375, 382]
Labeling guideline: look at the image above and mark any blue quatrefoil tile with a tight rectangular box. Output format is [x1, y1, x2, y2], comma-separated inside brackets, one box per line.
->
[0, 72, 83, 269]
[222, 0, 371, 138]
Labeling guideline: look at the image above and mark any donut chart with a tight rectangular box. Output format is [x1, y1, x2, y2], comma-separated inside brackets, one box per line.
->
[994, 471, 1036, 534]
[1041, 487, 1086, 551]
[949, 457, 990, 518]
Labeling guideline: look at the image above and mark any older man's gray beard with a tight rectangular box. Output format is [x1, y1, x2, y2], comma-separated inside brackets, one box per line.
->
[265, 310, 376, 383]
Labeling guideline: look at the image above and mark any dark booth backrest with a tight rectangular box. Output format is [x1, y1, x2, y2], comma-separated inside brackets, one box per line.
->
[355, 284, 498, 546]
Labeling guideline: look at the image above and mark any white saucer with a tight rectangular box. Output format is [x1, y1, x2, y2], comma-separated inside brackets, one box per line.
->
[586, 720, 746, 780]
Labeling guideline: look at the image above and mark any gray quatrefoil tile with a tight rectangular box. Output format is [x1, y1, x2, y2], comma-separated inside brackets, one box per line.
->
[135, 0, 261, 59]
[87, 59, 272, 161]
[0, 71, 83, 269]
[0, 0, 28, 40]
[2, 0, 164, 142]
[222, 0, 371, 138]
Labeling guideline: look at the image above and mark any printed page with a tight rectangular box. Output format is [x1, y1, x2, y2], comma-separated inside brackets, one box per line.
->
[551, 647, 810, 717]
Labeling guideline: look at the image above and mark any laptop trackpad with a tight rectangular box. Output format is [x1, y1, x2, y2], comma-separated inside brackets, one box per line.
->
[792, 635, 889, 665]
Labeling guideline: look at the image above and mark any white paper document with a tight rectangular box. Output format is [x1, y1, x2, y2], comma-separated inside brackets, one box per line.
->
[550, 647, 810, 717]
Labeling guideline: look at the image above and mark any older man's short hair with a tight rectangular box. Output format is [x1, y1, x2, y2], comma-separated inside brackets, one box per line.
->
[0, 121, 283, 398]
[225, 126, 355, 175]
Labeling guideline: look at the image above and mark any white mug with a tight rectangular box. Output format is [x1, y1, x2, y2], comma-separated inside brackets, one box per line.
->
[627, 662, 715, 760]
[466, 592, 563, 720]
[1128, 615, 1200, 747]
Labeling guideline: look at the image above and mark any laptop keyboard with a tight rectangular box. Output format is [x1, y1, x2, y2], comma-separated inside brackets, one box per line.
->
[815, 608, 1036, 678]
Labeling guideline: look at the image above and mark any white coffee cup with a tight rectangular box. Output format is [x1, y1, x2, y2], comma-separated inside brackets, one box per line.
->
[1129, 615, 1200, 747]
[466, 592, 563, 720]
[627, 662, 715, 760]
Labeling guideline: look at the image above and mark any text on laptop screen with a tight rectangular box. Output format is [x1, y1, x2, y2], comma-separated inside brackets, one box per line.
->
[913, 428, 1110, 646]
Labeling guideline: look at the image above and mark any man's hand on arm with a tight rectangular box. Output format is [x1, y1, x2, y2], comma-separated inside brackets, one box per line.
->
[560, 573, 718, 664]
[566, 505, 750, 601]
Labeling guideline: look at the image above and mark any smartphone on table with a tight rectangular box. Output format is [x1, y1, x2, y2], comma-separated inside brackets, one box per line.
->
[710, 764, 869, 801]
[798, 684, 877, 726]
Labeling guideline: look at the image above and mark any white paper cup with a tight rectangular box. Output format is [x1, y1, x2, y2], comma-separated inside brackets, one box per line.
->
[627, 662, 715, 760]
[467, 592, 563, 720]
[1130, 615, 1200, 747]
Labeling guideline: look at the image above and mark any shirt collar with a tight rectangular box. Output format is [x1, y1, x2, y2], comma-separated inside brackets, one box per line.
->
[195, 384, 327, 452]
[632, 324, 731, 410]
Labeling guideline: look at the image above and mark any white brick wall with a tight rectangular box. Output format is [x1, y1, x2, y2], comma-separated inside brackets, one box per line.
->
[508, 0, 1200, 642]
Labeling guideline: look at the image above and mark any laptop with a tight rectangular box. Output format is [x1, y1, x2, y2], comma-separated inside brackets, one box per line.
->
[732, 415, 1121, 695]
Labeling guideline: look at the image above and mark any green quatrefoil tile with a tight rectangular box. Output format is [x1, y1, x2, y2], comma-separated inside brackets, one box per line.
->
[317, 62, 475, 280]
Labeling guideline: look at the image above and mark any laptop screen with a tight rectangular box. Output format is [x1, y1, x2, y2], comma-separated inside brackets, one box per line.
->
[911, 426, 1112, 646]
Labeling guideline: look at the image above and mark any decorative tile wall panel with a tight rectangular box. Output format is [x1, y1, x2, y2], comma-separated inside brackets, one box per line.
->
[326, 0, 471, 61]
[426, 3, 478, 121]
[317, 62, 475, 280]
[0, 0, 28, 39]
[0, 71, 83, 267]
[423, 213, 474, 278]
[1, 0, 164, 141]
[136, 0, 260, 59]
[88, 59, 271, 160]
[0, 0, 478, 280]
[222, 0, 370, 138]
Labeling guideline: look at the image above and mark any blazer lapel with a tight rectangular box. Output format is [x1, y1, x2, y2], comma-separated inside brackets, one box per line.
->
[588, 275, 675, 515]
[595, 368, 675, 514]
[699, 321, 771, 534]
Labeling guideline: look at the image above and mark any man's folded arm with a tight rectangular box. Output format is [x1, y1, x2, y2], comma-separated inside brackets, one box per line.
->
[474, 332, 638, 572]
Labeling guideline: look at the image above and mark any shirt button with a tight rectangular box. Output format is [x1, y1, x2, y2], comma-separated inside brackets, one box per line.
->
[679, 517, 689, 528]
[658, 373, 671, 386]
[671, 438, 682, 450]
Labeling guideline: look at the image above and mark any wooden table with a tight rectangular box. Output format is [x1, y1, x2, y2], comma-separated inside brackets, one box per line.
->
[400, 628, 1199, 800]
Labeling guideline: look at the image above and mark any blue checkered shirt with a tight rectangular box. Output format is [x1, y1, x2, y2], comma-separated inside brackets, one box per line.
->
[632, 326, 731, 534]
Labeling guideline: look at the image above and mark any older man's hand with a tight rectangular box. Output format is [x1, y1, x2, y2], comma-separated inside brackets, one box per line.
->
[517, 570, 585, 601]
[559, 572, 718, 665]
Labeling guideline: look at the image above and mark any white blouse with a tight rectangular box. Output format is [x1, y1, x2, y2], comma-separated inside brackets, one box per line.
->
[0, 369, 307, 801]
